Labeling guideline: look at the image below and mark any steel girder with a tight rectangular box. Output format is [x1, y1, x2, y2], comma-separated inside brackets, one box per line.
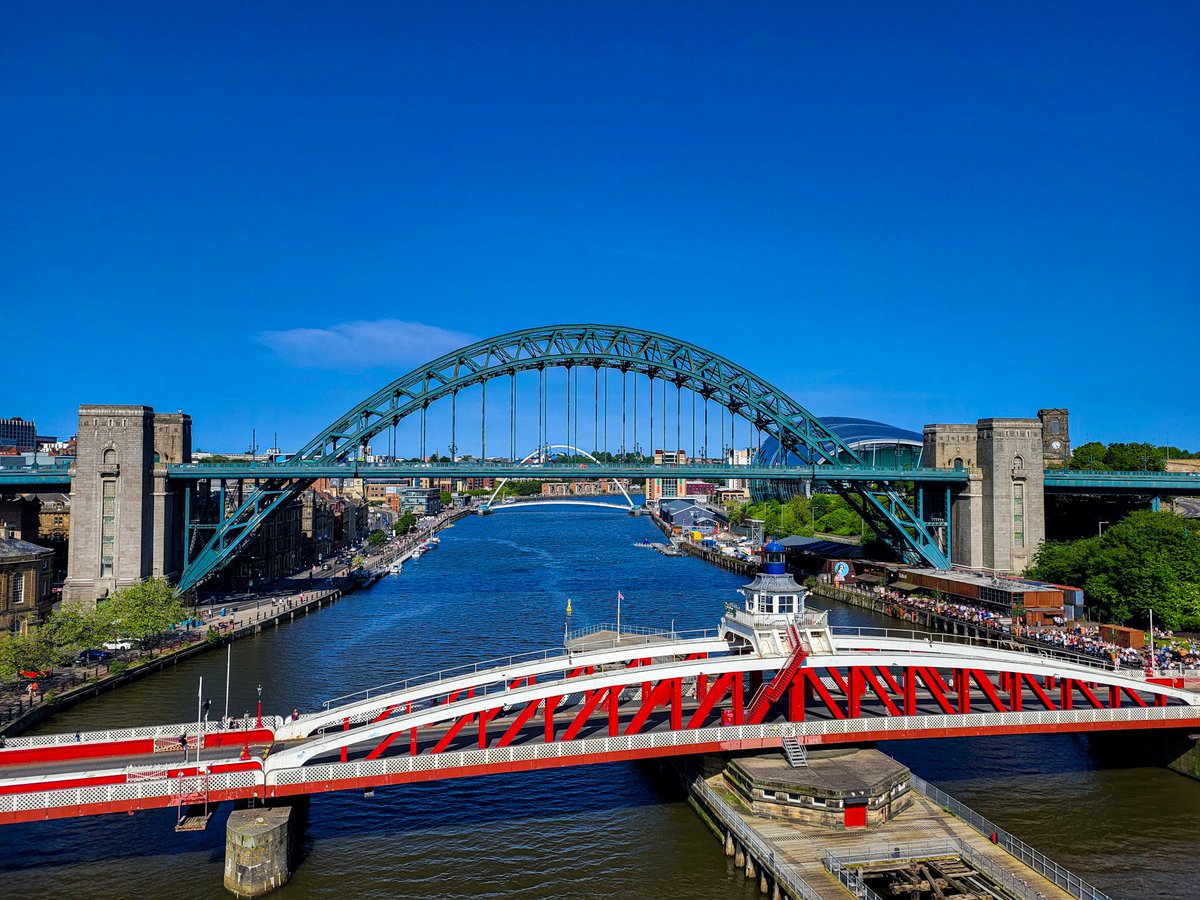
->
[178, 324, 946, 591]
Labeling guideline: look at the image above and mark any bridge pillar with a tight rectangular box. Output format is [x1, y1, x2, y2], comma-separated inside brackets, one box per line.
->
[62, 406, 192, 606]
[924, 415, 1049, 573]
[223, 799, 306, 898]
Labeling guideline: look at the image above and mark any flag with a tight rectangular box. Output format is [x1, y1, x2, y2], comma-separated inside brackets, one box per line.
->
[618, 591, 625, 601]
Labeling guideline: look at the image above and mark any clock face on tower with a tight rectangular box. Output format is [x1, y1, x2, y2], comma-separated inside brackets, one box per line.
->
[1051, 440, 1062, 450]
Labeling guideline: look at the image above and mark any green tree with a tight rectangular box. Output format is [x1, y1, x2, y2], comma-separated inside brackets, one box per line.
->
[395, 512, 417, 533]
[41, 601, 106, 660]
[1028, 511, 1200, 629]
[0, 631, 55, 682]
[367, 529, 387, 548]
[96, 578, 185, 644]
[1067, 441, 1108, 470]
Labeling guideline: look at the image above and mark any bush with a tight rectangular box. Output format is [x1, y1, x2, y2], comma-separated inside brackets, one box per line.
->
[109, 661, 128, 676]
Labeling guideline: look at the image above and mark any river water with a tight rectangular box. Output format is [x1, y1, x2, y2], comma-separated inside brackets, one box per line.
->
[2, 506, 1196, 898]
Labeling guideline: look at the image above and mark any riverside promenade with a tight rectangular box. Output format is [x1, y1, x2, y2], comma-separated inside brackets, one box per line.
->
[0, 506, 473, 739]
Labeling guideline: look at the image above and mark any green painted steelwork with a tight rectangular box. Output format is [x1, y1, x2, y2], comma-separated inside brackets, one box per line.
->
[168, 461, 969, 482]
[178, 324, 959, 590]
[1043, 469, 1200, 494]
[0, 467, 72, 486]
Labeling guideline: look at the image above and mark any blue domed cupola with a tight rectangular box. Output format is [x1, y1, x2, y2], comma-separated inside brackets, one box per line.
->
[731, 537, 807, 623]
[763, 538, 786, 575]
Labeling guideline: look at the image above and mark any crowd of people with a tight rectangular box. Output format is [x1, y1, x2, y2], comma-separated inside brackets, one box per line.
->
[862, 583, 1200, 675]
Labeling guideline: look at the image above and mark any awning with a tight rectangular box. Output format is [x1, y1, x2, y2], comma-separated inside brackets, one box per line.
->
[892, 581, 921, 593]
[855, 574, 883, 585]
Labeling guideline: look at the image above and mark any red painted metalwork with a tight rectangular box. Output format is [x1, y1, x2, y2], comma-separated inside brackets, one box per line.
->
[496, 699, 543, 748]
[544, 696, 559, 743]
[686, 672, 733, 728]
[431, 713, 475, 754]
[562, 688, 609, 741]
[625, 680, 675, 736]
[371, 704, 398, 724]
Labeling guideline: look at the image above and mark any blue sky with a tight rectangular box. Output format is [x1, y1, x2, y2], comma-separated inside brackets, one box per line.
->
[3, 2, 1197, 454]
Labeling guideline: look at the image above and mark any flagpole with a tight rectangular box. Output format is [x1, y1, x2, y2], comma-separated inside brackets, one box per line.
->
[616, 591, 621, 637]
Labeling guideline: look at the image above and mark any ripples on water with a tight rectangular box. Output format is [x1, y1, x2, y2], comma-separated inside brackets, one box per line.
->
[3, 505, 1196, 898]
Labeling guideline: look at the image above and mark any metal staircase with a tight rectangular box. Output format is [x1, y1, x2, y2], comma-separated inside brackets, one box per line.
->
[781, 735, 808, 768]
[746, 625, 808, 723]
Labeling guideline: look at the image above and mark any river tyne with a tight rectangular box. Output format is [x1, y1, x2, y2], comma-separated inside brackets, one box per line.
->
[3, 505, 1197, 899]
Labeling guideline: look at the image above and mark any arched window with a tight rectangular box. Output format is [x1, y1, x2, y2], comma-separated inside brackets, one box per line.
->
[1013, 455, 1024, 471]
[102, 448, 117, 466]
[1050, 418, 1061, 435]
[953, 457, 964, 471]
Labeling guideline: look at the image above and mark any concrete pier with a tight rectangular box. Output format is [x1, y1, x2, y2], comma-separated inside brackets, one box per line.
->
[684, 750, 1086, 899]
[223, 800, 306, 898]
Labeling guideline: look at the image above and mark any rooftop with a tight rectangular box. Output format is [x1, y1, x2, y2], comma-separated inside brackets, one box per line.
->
[0, 535, 54, 559]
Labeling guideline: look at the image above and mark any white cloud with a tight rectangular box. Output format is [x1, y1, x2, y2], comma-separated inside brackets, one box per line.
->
[259, 320, 475, 371]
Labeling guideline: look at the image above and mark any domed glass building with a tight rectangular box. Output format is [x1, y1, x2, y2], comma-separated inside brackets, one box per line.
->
[752, 416, 923, 502]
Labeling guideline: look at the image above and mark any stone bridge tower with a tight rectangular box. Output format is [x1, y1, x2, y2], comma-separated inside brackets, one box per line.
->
[923, 416, 1047, 574]
[62, 405, 191, 606]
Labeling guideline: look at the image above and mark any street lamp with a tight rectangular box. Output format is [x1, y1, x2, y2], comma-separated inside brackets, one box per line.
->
[256, 683, 263, 728]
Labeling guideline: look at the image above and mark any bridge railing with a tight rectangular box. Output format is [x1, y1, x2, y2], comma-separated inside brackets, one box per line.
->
[319, 628, 720, 712]
[0, 716, 284, 750]
[823, 838, 1098, 900]
[828, 625, 1154, 680]
[911, 774, 1110, 900]
[689, 776, 826, 900]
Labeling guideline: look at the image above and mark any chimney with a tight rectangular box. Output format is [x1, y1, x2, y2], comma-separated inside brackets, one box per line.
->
[0, 524, 11, 540]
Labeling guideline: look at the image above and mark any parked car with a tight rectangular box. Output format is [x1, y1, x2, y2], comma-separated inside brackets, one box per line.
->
[75, 649, 112, 665]
[103, 639, 136, 651]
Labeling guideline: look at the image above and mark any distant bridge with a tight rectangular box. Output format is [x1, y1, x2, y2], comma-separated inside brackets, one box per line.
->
[488, 498, 634, 512]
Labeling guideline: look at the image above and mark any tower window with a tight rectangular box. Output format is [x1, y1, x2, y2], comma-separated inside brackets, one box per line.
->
[1013, 455, 1024, 471]
[1050, 418, 1061, 435]
[102, 448, 117, 467]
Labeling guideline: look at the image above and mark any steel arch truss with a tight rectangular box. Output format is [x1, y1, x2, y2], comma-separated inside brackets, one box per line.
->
[179, 324, 946, 592]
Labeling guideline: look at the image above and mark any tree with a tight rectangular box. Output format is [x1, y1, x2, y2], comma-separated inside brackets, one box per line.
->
[1067, 442, 1108, 470]
[439, 490, 452, 505]
[41, 601, 106, 661]
[367, 529, 387, 548]
[1028, 511, 1200, 629]
[395, 512, 417, 534]
[96, 578, 185, 645]
[0, 631, 55, 682]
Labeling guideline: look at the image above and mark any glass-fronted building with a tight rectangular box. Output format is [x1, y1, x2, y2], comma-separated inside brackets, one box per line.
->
[752, 417, 924, 502]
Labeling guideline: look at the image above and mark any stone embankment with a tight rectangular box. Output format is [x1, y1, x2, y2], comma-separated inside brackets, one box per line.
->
[0, 507, 473, 739]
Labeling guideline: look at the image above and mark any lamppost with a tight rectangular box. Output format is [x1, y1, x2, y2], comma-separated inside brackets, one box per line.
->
[256, 683, 263, 728]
